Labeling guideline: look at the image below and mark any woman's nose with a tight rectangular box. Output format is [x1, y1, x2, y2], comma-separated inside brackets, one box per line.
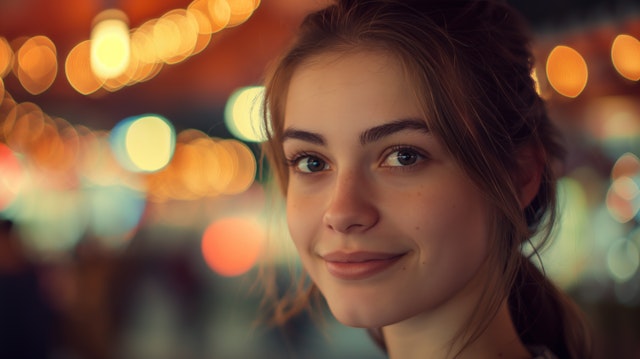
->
[322, 171, 379, 234]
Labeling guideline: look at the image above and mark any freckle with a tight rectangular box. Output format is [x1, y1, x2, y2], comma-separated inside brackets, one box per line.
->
[415, 226, 420, 231]
[402, 266, 406, 271]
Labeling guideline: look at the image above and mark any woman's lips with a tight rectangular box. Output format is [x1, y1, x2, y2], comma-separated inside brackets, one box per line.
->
[321, 251, 406, 280]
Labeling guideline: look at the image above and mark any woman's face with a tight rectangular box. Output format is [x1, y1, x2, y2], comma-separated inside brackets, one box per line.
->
[282, 50, 493, 329]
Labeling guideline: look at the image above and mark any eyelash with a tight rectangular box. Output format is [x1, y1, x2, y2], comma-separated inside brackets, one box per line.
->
[380, 145, 428, 169]
[284, 145, 429, 174]
[284, 151, 328, 174]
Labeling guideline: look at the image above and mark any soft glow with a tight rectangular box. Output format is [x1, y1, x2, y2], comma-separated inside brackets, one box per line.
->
[155, 10, 199, 64]
[612, 152, 640, 180]
[13, 189, 86, 256]
[0, 37, 13, 78]
[219, 139, 256, 194]
[612, 176, 639, 201]
[4, 102, 45, 154]
[611, 34, 640, 81]
[186, 0, 216, 55]
[30, 118, 79, 174]
[606, 178, 640, 223]
[91, 10, 131, 80]
[131, 22, 159, 64]
[111, 115, 175, 172]
[201, 216, 265, 277]
[542, 177, 590, 288]
[607, 238, 640, 283]
[224, 86, 268, 142]
[16, 36, 57, 95]
[0, 144, 24, 211]
[66, 40, 104, 95]
[81, 130, 136, 187]
[208, 0, 232, 31]
[583, 97, 640, 159]
[86, 184, 146, 245]
[546, 45, 588, 98]
[226, 0, 259, 27]
[125, 30, 162, 84]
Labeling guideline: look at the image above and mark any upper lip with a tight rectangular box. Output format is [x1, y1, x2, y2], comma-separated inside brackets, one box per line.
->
[321, 251, 406, 263]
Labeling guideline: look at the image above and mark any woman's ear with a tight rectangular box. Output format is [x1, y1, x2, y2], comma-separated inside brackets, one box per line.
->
[516, 145, 543, 209]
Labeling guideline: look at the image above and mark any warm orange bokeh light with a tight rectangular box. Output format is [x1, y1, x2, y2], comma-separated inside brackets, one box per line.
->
[3, 102, 45, 154]
[16, 36, 58, 95]
[226, 0, 259, 27]
[546, 45, 588, 98]
[611, 34, 640, 81]
[66, 40, 104, 95]
[219, 139, 256, 195]
[0, 37, 13, 78]
[201, 216, 265, 277]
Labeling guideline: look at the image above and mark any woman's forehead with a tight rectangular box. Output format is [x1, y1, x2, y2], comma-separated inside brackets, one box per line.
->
[283, 50, 423, 131]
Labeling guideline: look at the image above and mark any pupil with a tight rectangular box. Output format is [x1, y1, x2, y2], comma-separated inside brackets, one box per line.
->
[397, 151, 416, 165]
[307, 158, 323, 171]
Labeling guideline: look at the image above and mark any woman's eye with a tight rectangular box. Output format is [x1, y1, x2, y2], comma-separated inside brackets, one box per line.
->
[293, 156, 329, 173]
[382, 148, 424, 167]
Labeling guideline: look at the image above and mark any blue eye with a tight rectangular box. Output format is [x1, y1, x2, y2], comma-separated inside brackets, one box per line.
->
[292, 155, 329, 173]
[382, 147, 423, 167]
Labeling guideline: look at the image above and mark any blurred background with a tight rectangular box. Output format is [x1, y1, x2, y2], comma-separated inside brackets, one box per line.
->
[0, 0, 639, 358]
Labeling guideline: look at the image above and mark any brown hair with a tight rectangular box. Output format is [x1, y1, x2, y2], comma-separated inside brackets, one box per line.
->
[260, 0, 592, 357]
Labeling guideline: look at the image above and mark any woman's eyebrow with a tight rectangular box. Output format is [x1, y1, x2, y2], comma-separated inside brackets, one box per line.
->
[281, 118, 428, 146]
[359, 118, 428, 145]
[282, 128, 326, 145]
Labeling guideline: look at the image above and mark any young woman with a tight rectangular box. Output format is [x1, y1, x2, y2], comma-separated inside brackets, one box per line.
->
[260, 0, 593, 357]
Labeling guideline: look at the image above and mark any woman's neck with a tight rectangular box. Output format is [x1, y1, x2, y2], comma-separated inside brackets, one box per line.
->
[383, 300, 530, 359]
[381, 280, 531, 359]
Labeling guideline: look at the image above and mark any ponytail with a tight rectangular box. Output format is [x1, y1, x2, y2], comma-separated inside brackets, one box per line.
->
[509, 255, 593, 359]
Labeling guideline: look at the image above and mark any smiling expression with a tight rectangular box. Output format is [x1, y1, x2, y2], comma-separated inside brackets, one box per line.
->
[282, 50, 494, 329]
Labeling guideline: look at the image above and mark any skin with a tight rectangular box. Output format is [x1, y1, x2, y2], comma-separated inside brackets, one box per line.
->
[281, 50, 531, 358]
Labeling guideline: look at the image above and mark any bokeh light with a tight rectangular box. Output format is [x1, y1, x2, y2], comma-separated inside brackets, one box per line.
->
[542, 177, 590, 288]
[154, 10, 200, 65]
[13, 189, 86, 256]
[546, 45, 588, 98]
[0, 143, 24, 211]
[583, 96, 640, 159]
[110, 114, 176, 173]
[3, 101, 46, 154]
[85, 184, 146, 246]
[607, 152, 640, 223]
[208, 0, 232, 31]
[0, 37, 13, 78]
[612, 152, 640, 180]
[227, 0, 260, 27]
[224, 86, 268, 142]
[90, 10, 131, 80]
[611, 34, 640, 81]
[607, 238, 640, 283]
[66, 40, 104, 95]
[219, 139, 256, 194]
[201, 216, 265, 277]
[15, 36, 57, 95]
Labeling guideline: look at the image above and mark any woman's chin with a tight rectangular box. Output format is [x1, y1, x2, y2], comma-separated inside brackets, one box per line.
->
[329, 304, 396, 329]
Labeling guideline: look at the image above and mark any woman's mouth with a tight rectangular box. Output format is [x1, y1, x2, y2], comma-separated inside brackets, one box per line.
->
[321, 251, 406, 280]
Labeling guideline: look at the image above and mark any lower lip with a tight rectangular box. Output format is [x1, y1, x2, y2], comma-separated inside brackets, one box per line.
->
[325, 255, 404, 280]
